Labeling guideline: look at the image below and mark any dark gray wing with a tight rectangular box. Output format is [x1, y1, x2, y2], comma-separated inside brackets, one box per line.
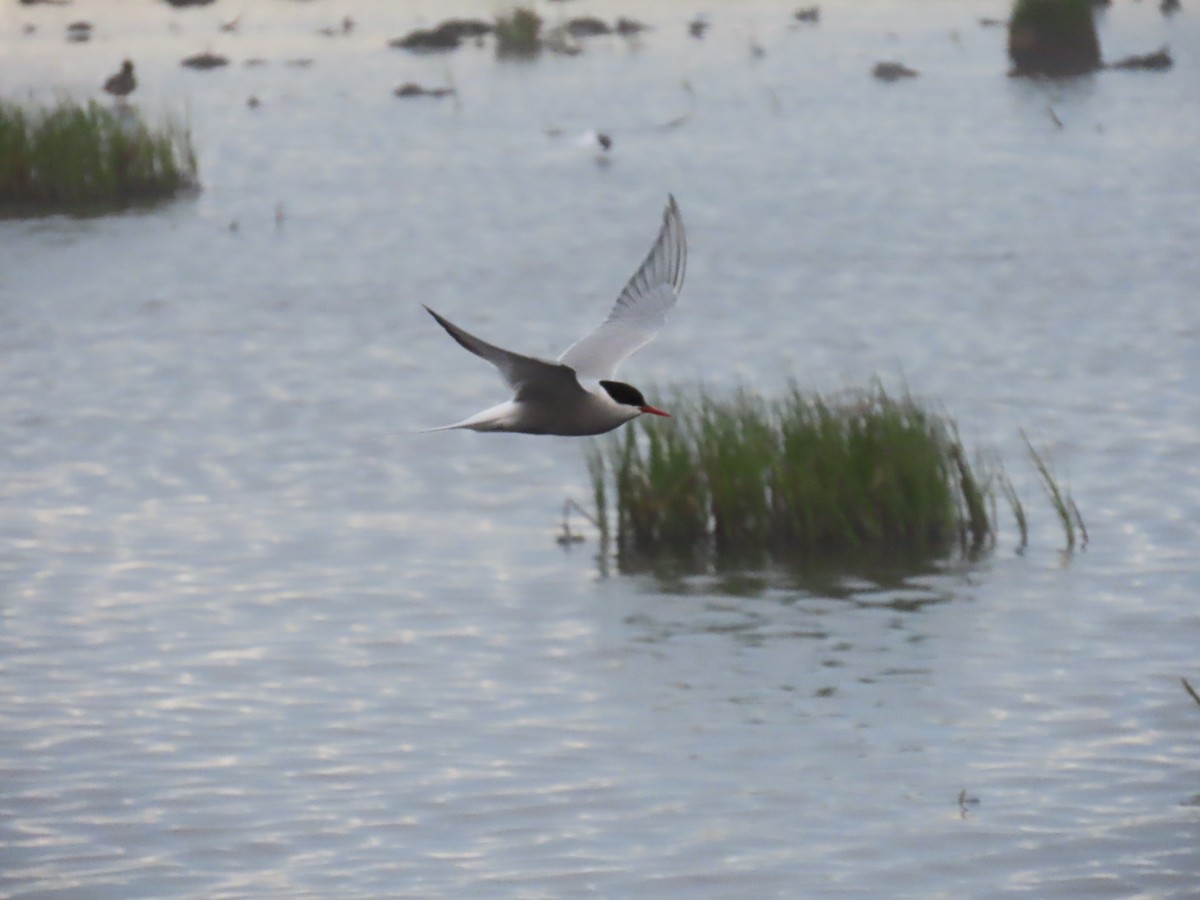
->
[424, 305, 583, 402]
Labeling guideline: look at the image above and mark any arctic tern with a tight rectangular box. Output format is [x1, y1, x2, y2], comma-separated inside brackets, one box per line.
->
[422, 195, 685, 436]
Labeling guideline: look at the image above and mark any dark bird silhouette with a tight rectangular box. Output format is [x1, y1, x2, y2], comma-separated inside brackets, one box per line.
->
[103, 59, 136, 98]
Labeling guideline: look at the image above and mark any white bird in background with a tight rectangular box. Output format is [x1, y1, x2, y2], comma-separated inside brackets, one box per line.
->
[422, 195, 686, 436]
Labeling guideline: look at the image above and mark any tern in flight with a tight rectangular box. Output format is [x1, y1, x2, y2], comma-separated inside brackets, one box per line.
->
[422, 195, 685, 436]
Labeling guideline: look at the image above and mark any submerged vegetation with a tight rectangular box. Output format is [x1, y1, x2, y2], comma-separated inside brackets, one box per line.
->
[587, 384, 1085, 570]
[588, 384, 999, 568]
[0, 98, 197, 212]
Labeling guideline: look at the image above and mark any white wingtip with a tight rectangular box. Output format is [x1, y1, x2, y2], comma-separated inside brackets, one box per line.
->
[554, 195, 686, 381]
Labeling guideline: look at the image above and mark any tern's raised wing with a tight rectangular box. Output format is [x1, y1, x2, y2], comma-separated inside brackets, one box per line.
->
[423, 305, 582, 402]
[557, 195, 686, 381]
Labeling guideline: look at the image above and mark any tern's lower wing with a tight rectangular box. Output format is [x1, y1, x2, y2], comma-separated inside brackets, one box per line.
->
[424, 305, 582, 400]
[557, 195, 686, 381]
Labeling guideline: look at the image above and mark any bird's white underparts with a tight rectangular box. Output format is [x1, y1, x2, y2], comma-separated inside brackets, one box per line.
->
[421, 196, 686, 436]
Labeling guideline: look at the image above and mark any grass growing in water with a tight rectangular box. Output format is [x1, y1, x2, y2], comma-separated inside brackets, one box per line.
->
[1022, 430, 1087, 551]
[1008, 0, 1101, 76]
[998, 471, 1028, 553]
[0, 97, 197, 212]
[588, 384, 994, 565]
[494, 7, 542, 58]
[1183, 677, 1200, 709]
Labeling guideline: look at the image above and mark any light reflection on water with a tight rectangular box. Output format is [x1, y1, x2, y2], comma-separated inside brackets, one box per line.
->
[3, 0, 1200, 896]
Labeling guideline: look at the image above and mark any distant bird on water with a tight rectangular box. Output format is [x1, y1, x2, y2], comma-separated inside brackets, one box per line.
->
[103, 59, 136, 98]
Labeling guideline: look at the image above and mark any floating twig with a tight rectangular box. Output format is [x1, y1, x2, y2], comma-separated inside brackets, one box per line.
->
[958, 788, 980, 818]
[557, 498, 597, 546]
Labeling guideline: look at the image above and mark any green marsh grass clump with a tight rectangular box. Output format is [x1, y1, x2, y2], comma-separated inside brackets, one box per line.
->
[0, 97, 197, 212]
[589, 384, 995, 566]
[1008, 0, 1101, 76]
[495, 7, 543, 58]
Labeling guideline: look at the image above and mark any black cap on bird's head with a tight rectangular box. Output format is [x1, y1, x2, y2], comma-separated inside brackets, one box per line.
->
[600, 380, 670, 417]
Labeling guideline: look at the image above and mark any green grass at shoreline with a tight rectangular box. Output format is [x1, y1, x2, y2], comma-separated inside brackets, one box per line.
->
[0, 98, 197, 213]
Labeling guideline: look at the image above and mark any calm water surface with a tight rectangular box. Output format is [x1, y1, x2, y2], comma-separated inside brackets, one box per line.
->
[2, 1, 1199, 896]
